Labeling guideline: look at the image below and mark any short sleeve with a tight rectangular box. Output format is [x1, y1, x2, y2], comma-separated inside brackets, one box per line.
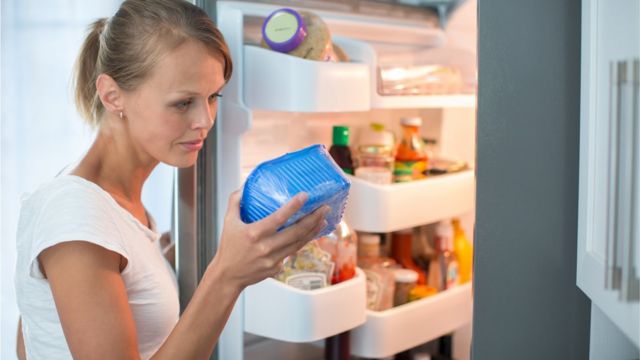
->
[27, 181, 130, 279]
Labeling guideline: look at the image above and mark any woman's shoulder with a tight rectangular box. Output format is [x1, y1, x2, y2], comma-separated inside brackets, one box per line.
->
[22, 175, 107, 210]
[19, 175, 118, 232]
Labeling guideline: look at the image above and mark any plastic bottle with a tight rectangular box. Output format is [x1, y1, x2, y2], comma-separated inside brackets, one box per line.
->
[391, 229, 427, 284]
[434, 221, 460, 290]
[394, 117, 428, 182]
[354, 123, 395, 185]
[357, 232, 396, 311]
[329, 125, 355, 175]
[316, 220, 357, 284]
[452, 218, 474, 284]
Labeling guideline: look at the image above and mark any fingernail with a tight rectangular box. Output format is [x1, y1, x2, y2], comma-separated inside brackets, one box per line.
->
[298, 192, 309, 203]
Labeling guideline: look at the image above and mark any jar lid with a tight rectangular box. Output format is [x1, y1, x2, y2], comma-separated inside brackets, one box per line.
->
[394, 269, 419, 283]
[400, 117, 422, 127]
[262, 8, 307, 53]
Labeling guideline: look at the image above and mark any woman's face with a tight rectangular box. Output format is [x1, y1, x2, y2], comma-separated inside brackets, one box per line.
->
[122, 39, 226, 168]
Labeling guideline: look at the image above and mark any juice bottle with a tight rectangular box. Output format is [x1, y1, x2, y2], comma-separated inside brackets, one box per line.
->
[329, 125, 354, 175]
[394, 117, 428, 182]
[452, 218, 474, 283]
[391, 229, 427, 284]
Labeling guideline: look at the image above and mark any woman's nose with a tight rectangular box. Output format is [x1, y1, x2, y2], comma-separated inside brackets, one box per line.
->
[191, 102, 215, 130]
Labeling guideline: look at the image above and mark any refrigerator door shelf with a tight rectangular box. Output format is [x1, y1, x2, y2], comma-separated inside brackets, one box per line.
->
[344, 169, 475, 233]
[243, 43, 370, 113]
[351, 282, 473, 358]
[244, 267, 367, 343]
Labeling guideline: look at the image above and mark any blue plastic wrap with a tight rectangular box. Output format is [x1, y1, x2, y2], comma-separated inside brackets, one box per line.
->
[240, 144, 351, 236]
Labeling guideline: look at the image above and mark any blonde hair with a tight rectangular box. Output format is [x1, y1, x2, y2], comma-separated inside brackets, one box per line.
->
[74, 0, 233, 127]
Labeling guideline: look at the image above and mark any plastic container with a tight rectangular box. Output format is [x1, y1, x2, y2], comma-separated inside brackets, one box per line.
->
[393, 269, 418, 306]
[240, 144, 351, 237]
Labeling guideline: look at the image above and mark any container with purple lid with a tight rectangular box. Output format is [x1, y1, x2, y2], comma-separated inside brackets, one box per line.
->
[262, 8, 308, 53]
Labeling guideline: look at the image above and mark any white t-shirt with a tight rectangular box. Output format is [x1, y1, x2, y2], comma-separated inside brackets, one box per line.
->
[15, 175, 180, 359]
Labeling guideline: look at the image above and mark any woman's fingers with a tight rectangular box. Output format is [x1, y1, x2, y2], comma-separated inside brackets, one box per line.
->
[252, 192, 308, 236]
[268, 205, 330, 261]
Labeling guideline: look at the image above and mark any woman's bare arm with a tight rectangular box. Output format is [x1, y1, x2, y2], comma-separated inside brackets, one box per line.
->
[40, 191, 327, 360]
[17, 318, 26, 360]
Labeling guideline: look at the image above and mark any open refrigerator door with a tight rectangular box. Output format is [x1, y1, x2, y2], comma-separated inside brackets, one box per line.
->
[210, 1, 477, 359]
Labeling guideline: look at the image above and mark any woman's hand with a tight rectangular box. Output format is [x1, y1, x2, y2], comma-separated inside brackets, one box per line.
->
[211, 191, 329, 292]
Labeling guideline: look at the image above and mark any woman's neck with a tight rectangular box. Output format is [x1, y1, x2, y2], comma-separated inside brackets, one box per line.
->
[71, 120, 157, 205]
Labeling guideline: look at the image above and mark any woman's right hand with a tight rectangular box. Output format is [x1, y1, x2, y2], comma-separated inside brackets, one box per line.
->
[210, 191, 329, 292]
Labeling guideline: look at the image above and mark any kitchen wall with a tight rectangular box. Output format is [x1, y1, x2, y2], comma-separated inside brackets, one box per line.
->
[0, 2, 173, 359]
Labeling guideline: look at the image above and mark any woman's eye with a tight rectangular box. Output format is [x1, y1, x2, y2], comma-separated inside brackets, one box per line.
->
[208, 93, 222, 103]
[176, 99, 192, 111]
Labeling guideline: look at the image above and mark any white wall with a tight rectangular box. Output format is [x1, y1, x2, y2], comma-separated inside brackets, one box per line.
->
[1, 2, 173, 359]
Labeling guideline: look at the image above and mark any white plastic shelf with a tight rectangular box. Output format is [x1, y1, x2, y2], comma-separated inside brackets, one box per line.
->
[242, 43, 370, 113]
[371, 93, 476, 109]
[244, 268, 367, 343]
[344, 170, 475, 233]
[351, 283, 473, 358]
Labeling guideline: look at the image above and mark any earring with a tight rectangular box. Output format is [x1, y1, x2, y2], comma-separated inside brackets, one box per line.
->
[119, 111, 123, 119]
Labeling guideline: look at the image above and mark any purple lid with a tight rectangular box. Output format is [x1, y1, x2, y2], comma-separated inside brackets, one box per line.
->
[262, 8, 307, 53]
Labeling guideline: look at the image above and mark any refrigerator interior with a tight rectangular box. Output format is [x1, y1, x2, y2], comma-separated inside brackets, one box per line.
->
[213, 1, 477, 359]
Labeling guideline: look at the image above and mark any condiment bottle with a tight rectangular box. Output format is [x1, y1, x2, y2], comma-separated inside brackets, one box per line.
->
[435, 221, 460, 290]
[391, 229, 427, 284]
[394, 117, 428, 182]
[357, 232, 396, 311]
[329, 125, 355, 175]
[452, 218, 474, 284]
[316, 220, 357, 284]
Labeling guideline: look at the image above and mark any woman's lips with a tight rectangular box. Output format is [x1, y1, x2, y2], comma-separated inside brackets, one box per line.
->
[179, 139, 203, 151]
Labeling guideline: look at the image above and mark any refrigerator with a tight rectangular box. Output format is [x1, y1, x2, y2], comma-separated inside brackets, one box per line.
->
[175, 1, 477, 359]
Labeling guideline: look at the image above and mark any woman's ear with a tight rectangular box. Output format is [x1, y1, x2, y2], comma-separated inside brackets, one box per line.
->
[95, 73, 124, 115]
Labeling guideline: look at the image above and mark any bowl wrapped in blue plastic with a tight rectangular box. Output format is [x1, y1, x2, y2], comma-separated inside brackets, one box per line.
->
[240, 144, 351, 237]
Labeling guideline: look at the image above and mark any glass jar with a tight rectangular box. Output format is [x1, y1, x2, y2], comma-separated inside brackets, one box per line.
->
[393, 269, 419, 306]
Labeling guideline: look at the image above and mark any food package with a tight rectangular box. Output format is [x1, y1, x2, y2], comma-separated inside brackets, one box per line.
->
[275, 240, 335, 290]
[240, 144, 351, 237]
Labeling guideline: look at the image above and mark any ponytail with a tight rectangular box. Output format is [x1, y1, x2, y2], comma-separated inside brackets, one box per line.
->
[74, 18, 107, 127]
[72, 0, 233, 128]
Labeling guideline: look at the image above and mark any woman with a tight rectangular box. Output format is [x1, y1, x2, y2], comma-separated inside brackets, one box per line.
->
[14, 1, 329, 358]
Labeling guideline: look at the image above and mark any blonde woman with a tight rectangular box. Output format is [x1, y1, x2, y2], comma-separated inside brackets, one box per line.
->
[14, 1, 328, 358]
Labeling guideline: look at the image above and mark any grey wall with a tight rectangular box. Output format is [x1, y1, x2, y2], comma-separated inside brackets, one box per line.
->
[473, 1, 591, 359]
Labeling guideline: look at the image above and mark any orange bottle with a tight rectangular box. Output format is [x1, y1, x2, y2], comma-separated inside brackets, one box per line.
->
[394, 117, 428, 182]
[391, 229, 427, 284]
